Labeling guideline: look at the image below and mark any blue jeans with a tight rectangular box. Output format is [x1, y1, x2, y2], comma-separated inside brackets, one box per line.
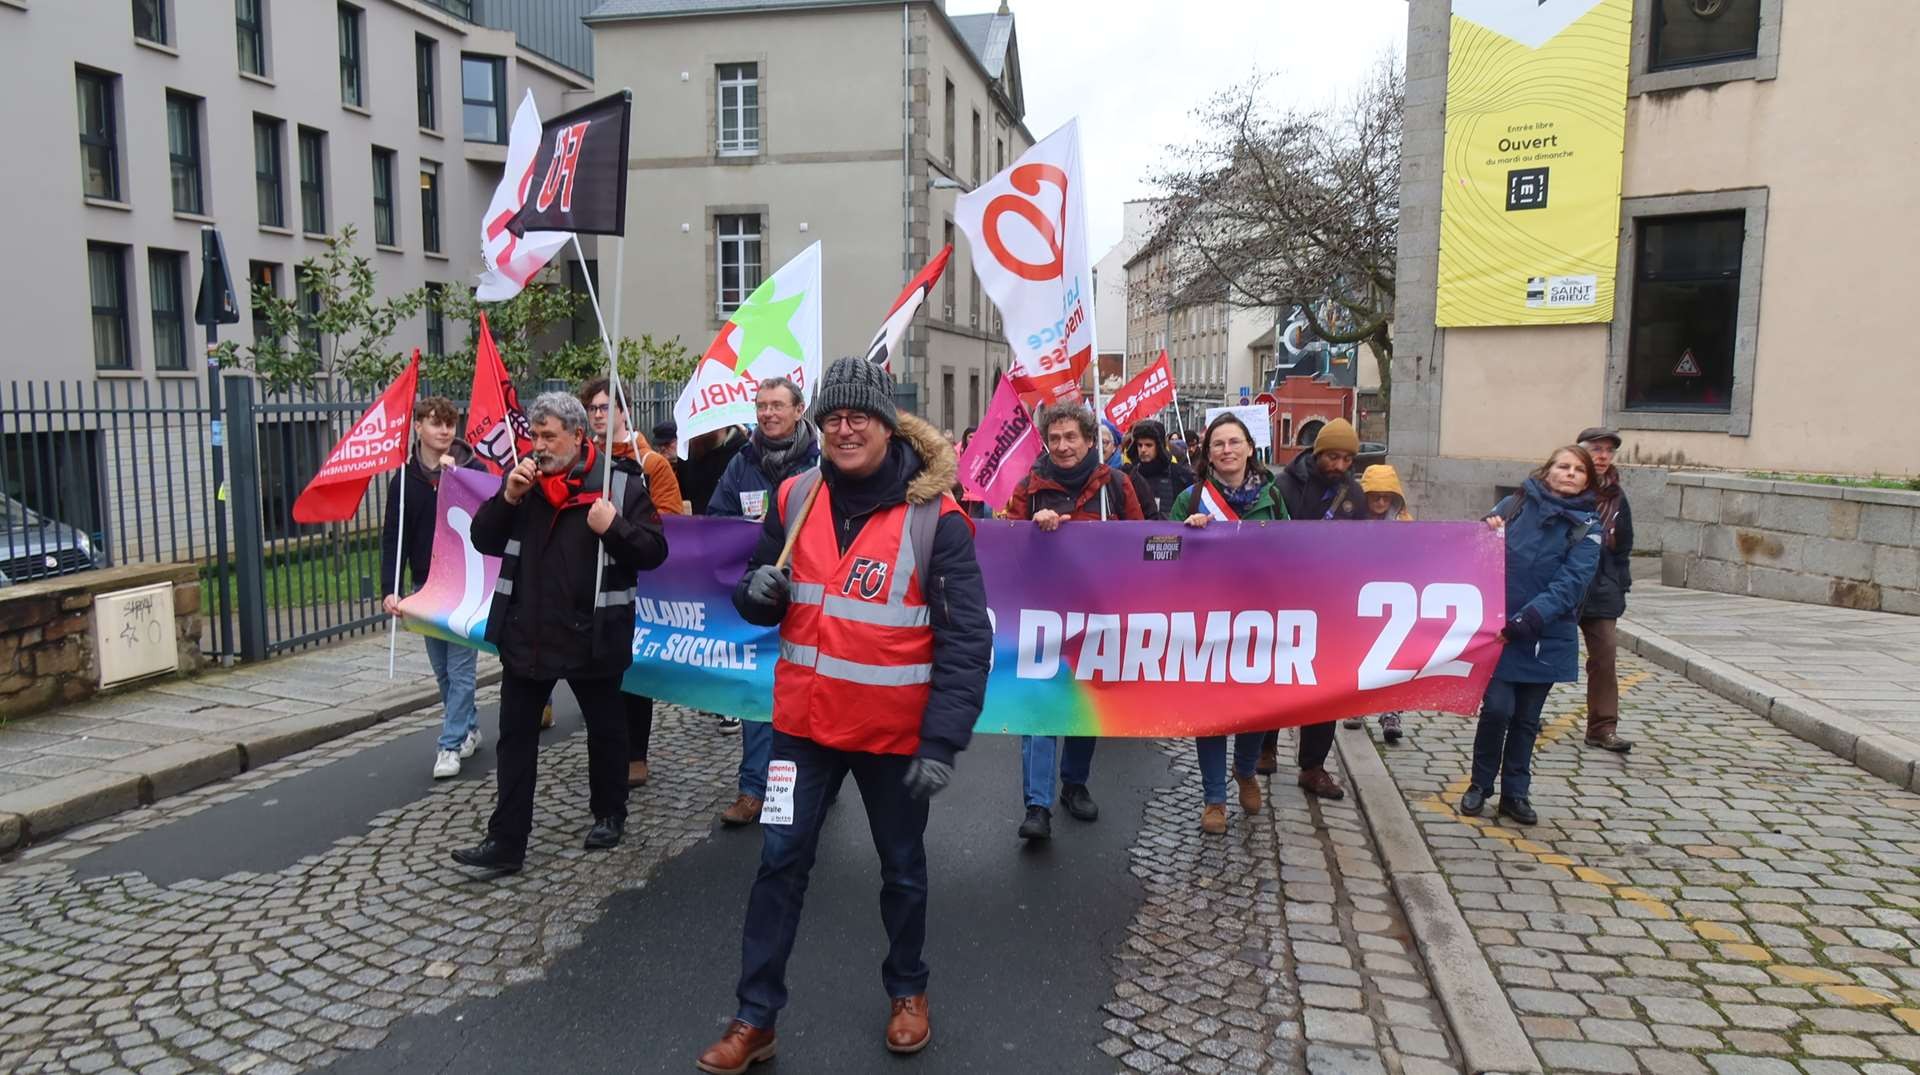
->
[425, 636, 478, 751]
[739, 720, 774, 797]
[1195, 733, 1266, 804]
[736, 731, 930, 1030]
[1020, 735, 1097, 808]
[1470, 678, 1555, 801]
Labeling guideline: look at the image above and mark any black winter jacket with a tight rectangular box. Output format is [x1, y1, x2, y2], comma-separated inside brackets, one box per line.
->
[1582, 477, 1635, 620]
[1274, 450, 1366, 522]
[732, 414, 991, 767]
[380, 440, 487, 598]
[1128, 457, 1194, 521]
[470, 450, 669, 679]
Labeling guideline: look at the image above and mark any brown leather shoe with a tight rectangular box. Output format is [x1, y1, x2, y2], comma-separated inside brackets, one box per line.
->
[1585, 733, 1634, 753]
[1200, 803, 1228, 834]
[695, 1020, 776, 1074]
[885, 994, 931, 1054]
[627, 759, 650, 787]
[1255, 741, 1278, 775]
[1297, 767, 1345, 800]
[1233, 773, 1262, 815]
[719, 794, 763, 827]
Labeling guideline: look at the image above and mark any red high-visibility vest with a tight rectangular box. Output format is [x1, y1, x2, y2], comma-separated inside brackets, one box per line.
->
[771, 474, 965, 755]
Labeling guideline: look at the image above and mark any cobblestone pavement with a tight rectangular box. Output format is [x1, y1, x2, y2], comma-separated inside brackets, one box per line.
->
[1624, 584, 1920, 752]
[0, 693, 733, 1075]
[0, 635, 500, 800]
[1102, 740, 1460, 1075]
[1371, 650, 1920, 1075]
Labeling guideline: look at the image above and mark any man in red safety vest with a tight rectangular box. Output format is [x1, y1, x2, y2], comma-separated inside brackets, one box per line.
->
[696, 357, 992, 1074]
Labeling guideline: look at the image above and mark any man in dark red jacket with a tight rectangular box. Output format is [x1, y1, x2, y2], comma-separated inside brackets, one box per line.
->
[1002, 403, 1144, 841]
[697, 358, 990, 1074]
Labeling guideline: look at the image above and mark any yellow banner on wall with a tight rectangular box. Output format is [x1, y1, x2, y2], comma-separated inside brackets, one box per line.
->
[1435, 0, 1632, 327]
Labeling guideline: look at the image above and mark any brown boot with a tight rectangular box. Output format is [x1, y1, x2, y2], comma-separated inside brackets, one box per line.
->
[1255, 741, 1278, 776]
[539, 704, 555, 730]
[1233, 773, 1262, 815]
[1297, 767, 1345, 800]
[626, 759, 650, 787]
[1200, 803, 1228, 834]
[719, 794, 763, 827]
[695, 1020, 776, 1074]
[885, 993, 931, 1054]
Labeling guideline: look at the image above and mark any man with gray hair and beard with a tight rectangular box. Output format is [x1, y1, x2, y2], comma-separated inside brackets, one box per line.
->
[452, 391, 669, 875]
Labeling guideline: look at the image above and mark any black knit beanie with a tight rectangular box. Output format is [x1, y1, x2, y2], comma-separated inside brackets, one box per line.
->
[810, 357, 900, 431]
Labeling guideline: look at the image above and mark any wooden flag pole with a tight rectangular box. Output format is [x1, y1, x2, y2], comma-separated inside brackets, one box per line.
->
[773, 477, 822, 571]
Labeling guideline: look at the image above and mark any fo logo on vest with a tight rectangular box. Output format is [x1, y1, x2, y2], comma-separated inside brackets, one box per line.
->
[843, 558, 892, 600]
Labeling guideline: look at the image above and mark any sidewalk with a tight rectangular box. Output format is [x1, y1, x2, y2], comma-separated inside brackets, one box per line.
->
[1620, 583, 1920, 792]
[0, 632, 500, 851]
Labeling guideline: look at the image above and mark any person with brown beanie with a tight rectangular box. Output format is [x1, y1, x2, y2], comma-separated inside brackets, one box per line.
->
[1576, 427, 1634, 753]
[1266, 417, 1367, 798]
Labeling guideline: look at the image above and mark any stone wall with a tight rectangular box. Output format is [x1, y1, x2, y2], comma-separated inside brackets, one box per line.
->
[0, 564, 205, 719]
[1662, 473, 1920, 614]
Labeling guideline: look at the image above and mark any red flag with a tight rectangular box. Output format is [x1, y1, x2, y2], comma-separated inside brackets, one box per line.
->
[290, 353, 420, 523]
[465, 312, 531, 475]
[1103, 351, 1174, 433]
[864, 245, 953, 373]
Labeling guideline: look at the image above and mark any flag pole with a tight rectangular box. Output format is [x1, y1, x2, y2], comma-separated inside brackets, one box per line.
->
[571, 233, 621, 601]
[387, 362, 420, 678]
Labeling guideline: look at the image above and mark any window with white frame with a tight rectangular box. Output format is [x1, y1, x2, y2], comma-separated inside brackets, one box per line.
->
[715, 213, 762, 312]
[716, 63, 760, 155]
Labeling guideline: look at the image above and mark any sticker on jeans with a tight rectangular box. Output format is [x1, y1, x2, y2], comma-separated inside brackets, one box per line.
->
[740, 489, 769, 521]
[761, 760, 797, 825]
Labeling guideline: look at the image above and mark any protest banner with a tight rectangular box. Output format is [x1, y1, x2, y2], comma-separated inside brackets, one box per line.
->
[1105, 352, 1173, 433]
[291, 353, 419, 523]
[402, 470, 1506, 736]
[1203, 405, 1272, 450]
[955, 376, 1041, 509]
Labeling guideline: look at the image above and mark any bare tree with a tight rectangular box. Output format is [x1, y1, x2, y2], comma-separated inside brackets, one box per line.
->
[1151, 57, 1402, 400]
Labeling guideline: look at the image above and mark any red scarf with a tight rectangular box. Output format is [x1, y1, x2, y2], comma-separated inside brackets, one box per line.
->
[537, 441, 600, 510]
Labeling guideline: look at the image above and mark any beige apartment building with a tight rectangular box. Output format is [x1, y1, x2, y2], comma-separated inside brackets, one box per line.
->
[1394, 0, 1917, 521]
[0, 0, 590, 569]
[1122, 234, 1272, 432]
[585, 0, 1033, 432]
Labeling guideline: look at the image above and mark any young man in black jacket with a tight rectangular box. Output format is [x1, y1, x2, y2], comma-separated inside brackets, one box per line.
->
[697, 358, 990, 1073]
[451, 392, 669, 874]
[1267, 417, 1368, 800]
[380, 396, 489, 779]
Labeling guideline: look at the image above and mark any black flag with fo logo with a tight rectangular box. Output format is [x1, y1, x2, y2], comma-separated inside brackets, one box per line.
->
[507, 90, 631, 237]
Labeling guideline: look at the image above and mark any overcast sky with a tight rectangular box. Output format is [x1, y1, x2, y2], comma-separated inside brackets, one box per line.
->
[947, 0, 1408, 257]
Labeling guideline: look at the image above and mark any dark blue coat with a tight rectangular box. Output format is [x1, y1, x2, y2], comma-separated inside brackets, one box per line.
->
[707, 435, 820, 521]
[1490, 478, 1602, 684]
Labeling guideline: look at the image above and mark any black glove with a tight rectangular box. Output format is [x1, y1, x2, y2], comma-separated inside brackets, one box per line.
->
[1505, 606, 1546, 643]
[902, 758, 954, 800]
[744, 564, 790, 607]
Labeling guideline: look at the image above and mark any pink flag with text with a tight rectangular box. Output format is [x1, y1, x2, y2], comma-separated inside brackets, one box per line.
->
[957, 376, 1042, 510]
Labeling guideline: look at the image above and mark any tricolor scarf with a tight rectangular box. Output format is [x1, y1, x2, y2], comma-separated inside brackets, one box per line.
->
[537, 440, 601, 510]
[1197, 481, 1241, 522]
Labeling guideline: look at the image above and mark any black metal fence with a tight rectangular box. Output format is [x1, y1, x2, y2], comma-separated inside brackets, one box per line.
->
[3, 372, 919, 663]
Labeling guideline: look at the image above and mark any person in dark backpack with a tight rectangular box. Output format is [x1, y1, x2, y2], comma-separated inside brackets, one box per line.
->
[1264, 417, 1366, 799]
[1575, 427, 1634, 753]
[1460, 445, 1604, 827]
[1003, 402, 1145, 841]
[696, 357, 989, 1071]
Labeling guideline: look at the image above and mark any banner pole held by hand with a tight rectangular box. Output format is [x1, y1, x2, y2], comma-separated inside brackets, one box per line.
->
[773, 475, 823, 571]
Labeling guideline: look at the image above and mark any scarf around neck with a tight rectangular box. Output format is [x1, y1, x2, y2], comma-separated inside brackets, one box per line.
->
[537, 440, 599, 510]
[1037, 449, 1101, 499]
[753, 421, 818, 483]
[1213, 467, 1267, 512]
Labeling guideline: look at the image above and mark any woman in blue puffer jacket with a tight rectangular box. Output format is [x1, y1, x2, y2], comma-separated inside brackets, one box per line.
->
[1460, 446, 1603, 827]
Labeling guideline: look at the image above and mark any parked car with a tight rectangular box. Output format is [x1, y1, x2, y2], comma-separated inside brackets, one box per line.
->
[0, 494, 100, 585]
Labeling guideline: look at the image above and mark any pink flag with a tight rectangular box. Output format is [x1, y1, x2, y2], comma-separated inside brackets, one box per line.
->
[957, 376, 1041, 510]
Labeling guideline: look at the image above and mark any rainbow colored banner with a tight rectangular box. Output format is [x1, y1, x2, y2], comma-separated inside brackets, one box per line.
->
[400, 469, 1507, 736]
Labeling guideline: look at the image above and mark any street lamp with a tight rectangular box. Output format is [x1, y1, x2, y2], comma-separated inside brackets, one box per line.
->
[928, 175, 971, 192]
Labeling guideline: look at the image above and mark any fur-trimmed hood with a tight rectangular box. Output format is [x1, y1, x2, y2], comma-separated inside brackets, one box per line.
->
[897, 413, 957, 506]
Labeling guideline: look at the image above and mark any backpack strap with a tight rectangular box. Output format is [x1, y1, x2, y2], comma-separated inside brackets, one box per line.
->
[779, 468, 823, 527]
[904, 499, 941, 592]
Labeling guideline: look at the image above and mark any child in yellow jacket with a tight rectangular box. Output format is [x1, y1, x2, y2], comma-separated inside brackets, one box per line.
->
[1348, 464, 1414, 741]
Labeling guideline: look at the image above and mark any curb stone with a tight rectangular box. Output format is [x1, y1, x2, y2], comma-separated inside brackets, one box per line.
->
[0, 667, 503, 854]
[1335, 724, 1545, 1075]
[1617, 620, 1920, 793]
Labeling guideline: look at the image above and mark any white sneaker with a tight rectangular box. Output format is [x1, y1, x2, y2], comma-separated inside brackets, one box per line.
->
[433, 750, 461, 779]
[717, 716, 742, 735]
[459, 728, 481, 759]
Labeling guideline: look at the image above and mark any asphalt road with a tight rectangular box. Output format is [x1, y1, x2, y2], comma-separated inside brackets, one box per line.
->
[60, 684, 1166, 1074]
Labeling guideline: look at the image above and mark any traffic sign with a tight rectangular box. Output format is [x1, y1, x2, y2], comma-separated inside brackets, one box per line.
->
[1254, 391, 1278, 417]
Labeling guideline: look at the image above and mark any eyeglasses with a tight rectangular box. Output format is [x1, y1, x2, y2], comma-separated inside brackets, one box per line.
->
[821, 411, 874, 432]
[588, 403, 610, 416]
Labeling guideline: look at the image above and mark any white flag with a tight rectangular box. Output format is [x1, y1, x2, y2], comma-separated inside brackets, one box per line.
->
[955, 118, 1095, 408]
[672, 242, 824, 456]
[477, 91, 571, 302]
